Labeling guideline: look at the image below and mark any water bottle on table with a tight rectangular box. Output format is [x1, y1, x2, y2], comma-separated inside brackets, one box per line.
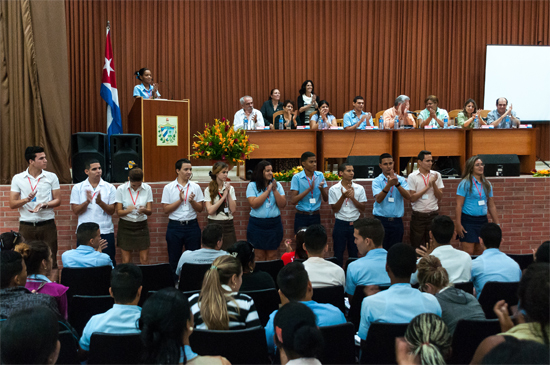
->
[279, 115, 284, 130]
[379, 116, 384, 130]
[394, 116, 399, 129]
[244, 116, 249, 130]
[444, 117, 448, 129]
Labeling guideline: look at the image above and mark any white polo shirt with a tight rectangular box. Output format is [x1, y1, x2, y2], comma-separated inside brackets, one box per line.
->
[303, 257, 346, 288]
[161, 179, 204, 221]
[11, 169, 60, 223]
[328, 181, 367, 221]
[407, 170, 444, 213]
[70, 178, 116, 234]
[115, 181, 154, 223]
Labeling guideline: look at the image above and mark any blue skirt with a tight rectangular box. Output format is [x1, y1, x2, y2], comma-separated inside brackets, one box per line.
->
[460, 213, 488, 243]
[247, 216, 283, 251]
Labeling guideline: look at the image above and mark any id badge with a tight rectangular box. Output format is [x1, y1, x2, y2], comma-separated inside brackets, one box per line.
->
[478, 200, 486, 206]
[224, 207, 229, 213]
[265, 202, 271, 209]
[31, 196, 37, 202]
[421, 194, 429, 200]
[388, 197, 395, 203]
[309, 198, 316, 204]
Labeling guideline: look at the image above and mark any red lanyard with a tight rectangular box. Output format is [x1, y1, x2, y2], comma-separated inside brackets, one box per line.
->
[473, 178, 483, 199]
[178, 184, 190, 204]
[420, 173, 430, 187]
[306, 175, 315, 197]
[128, 188, 140, 205]
[383, 178, 394, 197]
[28, 177, 40, 193]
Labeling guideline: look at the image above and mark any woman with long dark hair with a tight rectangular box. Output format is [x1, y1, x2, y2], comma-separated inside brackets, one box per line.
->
[456, 99, 486, 129]
[260, 88, 284, 128]
[297, 80, 319, 126]
[227, 240, 276, 291]
[310, 100, 337, 130]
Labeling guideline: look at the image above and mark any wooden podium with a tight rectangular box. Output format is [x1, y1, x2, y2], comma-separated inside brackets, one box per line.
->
[128, 98, 190, 182]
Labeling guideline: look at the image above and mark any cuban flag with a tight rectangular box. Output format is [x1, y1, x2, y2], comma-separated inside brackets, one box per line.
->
[101, 23, 123, 137]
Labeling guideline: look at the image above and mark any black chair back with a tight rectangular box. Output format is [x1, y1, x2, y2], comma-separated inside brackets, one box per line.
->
[319, 322, 356, 364]
[506, 253, 534, 271]
[240, 289, 280, 327]
[60, 266, 112, 301]
[68, 295, 114, 336]
[360, 323, 408, 364]
[88, 333, 142, 364]
[312, 285, 345, 314]
[478, 281, 520, 319]
[57, 324, 80, 365]
[348, 285, 366, 331]
[178, 263, 211, 292]
[448, 319, 500, 364]
[190, 327, 270, 364]
[344, 257, 358, 274]
[254, 260, 284, 288]
[294, 258, 306, 264]
[453, 281, 474, 295]
[325, 256, 339, 265]
[139, 263, 174, 306]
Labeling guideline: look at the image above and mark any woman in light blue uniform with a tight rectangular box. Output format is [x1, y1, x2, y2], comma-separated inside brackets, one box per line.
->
[133, 67, 160, 99]
[246, 160, 287, 262]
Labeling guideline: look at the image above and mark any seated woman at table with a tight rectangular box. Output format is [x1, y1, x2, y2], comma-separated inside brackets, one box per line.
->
[297, 80, 319, 126]
[417, 95, 450, 128]
[133, 67, 160, 99]
[260, 89, 284, 128]
[456, 99, 486, 129]
[275, 100, 300, 130]
[310, 100, 337, 130]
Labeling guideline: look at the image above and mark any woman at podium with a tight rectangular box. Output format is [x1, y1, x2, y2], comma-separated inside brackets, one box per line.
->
[133, 67, 160, 99]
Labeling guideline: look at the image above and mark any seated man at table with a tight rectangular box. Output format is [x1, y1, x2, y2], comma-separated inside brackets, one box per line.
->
[382, 95, 416, 129]
[233, 95, 265, 131]
[61, 222, 113, 268]
[417, 95, 450, 128]
[487, 97, 520, 128]
[343, 96, 373, 130]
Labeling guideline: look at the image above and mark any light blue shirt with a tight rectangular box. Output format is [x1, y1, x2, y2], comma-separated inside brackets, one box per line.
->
[372, 174, 409, 218]
[133, 83, 160, 99]
[417, 107, 450, 128]
[345, 248, 390, 295]
[265, 300, 346, 354]
[471, 248, 522, 299]
[343, 110, 374, 129]
[79, 304, 141, 351]
[246, 182, 285, 218]
[486, 109, 518, 128]
[290, 171, 328, 212]
[180, 346, 198, 363]
[358, 283, 442, 340]
[61, 245, 114, 268]
[310, 114, 336, 129]
[457, 178, 493, 216]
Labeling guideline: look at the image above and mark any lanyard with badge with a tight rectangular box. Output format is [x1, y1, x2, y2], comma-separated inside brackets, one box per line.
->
[383, 177, 395, 203]
[473, 178, 485, 206]
[306, 175, 316, 204]
[27, 177, 40, 202]
[178, 184, 190, 205]
[420, 173, 431, 200]
[128, 187, 141, 214]
[218, 189, 229, 214]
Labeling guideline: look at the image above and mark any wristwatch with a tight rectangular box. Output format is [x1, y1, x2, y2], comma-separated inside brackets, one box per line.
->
[395, 182, 401, 188]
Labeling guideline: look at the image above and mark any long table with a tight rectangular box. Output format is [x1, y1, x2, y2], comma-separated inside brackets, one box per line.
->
[247, 130, 317, 159]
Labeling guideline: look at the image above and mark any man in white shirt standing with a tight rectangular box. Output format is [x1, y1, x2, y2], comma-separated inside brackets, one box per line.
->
[407, 151, 444, 249]
[302, 224, 345, 288]
[70, 159, 117, 264]
[161, 158, 205, 274]
[233, 96, 265, 131]
[9, 146, 62, 274]
[328, 163, 367, 266]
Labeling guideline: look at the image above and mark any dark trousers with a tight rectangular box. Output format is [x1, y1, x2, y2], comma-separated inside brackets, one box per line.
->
[374, 216, 404, 251]
[332, 219, 358, 267]
[19, 220, 58, 268]
[166, 219, 201, 274]
[77, 232, 116, 266]
[410, 211, 438, 249]
[294, 213, 321, 234]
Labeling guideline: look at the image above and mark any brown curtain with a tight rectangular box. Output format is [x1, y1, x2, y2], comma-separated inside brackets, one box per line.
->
[65, 0, 549, 158]
[0, 0, 71, 184]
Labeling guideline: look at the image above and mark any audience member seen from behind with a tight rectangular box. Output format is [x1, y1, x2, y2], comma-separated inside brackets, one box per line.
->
[456, 99, 486, 129]
[455, 156, 499, 255]
[417, 95, 450, 129]
[471, 263, 549, 364]
[188, 255, 261, 330]
[61, 222, 113, 268]
[479, 337, 549, 365]
[133, 67, 160, 99]
[79, 263, 143, 353]
[246, 160, 287, 261]
[227, 240, 276, 291]
[0, 230, 24, 251]
[260, 88, 284, 128]
[15, 241, 69, 319]
[297, 80, 319, 126]
[140, 288, 229, 365]
[417, 255, 485, 334]
[273, 301, 324, 365]
[0, 307, 60, 365]
[176, 224, 228, 277]
[534, 241, 549, 263]
[302, 224, 345, 288]
[281, 228, 308, 265]
[310, 100, 337, 130]
[471, 223, 521, 299]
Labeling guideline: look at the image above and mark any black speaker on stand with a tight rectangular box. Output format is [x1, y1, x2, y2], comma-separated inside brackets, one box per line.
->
[477, 154, 520, 177]
[346, 156, 382, 178]
[110, 134, 143, 182]
[71, 133, 109, 183]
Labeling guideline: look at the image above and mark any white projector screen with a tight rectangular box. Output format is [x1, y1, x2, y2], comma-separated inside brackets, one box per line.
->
[484, 45, 550, 122]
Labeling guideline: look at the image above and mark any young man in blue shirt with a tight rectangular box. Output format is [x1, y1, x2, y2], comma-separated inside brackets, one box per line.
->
[61, 222, 113, 268]
[79, 264, 143, 355]
[343, 96, 373, 130]
[264, 262, 346, 354]
[372, 153, 411, 250]
[290, 152, 328, 233]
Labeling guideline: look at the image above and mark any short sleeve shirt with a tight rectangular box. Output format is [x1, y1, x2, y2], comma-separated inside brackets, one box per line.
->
[246, 182, 285, 218]
[457, 178, 493, 216]
[290, 171, 328, 212]
[204, 186, 236, 220]
[133, 83, 160, 98]
[161, 179, 205, 221]
[328, 181, 367, 221]
[11, 169, 60, 222]
[372, 174, 409, 218]
[114, 181, 154, 222]
[417, 108, 450, 128]
[70, 178, 116, 233]
[487, 109, 519, 128]
[343, 110, 374, 129]
[407, 170, 444, 213]
[233, 108, 265, 131]
[310, 114, 336, 130]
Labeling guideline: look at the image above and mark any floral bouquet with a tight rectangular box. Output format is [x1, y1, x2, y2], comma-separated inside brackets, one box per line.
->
[531, 169, 550, 177]
[273, 166, 341, 182]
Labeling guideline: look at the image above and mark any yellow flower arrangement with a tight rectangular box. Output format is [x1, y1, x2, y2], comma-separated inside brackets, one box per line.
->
[190, 118, 258, 164]
[532, 169, 550, 177]
[273, 165, 341, 182]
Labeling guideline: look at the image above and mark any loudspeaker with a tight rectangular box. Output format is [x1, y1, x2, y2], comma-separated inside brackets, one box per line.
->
[71, 133, 108, 183]
[110, 134, 142, 182]
[346, 156, 381, 179]
[477, 154, 520, 177]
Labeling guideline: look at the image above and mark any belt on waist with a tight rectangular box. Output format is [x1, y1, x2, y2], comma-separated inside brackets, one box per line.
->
[20, 219, 55, 227]
[170, 218, 197, 225]
[374, 216, 401, 222]
[335, 218, 355, 226]
[296, 210, 320, 216]
[412, 211, 439, 218]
